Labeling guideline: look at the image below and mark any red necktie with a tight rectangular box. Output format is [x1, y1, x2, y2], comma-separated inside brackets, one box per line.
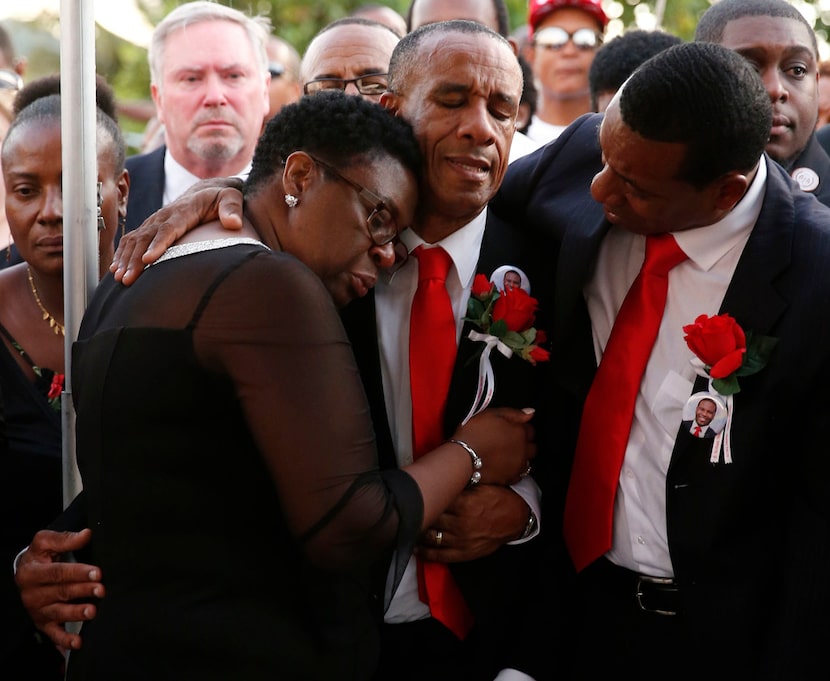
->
[693, 425, 701, 437]
[409, 245, 473, 639]
[563, 234, 688, 572]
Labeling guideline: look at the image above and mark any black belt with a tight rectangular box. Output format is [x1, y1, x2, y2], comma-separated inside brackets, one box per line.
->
[583, 558, 683, 616]
[635, 574, 681, 616]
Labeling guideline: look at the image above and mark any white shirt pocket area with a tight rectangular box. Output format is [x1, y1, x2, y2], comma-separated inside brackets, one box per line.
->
[651, 370, 695, 441]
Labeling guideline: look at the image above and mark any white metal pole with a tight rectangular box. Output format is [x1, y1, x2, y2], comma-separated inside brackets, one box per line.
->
[59, 0, 98, 508]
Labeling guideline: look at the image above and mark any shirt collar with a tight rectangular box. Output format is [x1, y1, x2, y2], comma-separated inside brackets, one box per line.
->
[163, 150, 252, 205]
[672, 155, 766, 272]
[396, 209, 488, 288]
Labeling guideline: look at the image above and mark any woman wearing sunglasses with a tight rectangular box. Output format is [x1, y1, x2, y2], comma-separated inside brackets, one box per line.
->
[525, 0, 609, 145]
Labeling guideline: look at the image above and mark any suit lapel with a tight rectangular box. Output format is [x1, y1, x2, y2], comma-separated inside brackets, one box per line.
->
[124, 146, 166, 233]
[668, 159, 794, 521]
[443, 212, 546, 432]
[718, 158, 792, 336]
[340, 293, 397, 470]
[553, 215, 608, 401]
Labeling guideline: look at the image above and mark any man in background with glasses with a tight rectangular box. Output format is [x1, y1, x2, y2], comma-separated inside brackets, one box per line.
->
[300, 17, 399, 103]
[525, 0, 608, 145]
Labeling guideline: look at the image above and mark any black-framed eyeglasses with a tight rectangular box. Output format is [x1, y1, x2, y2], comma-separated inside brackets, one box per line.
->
[309, 155, 399, 246]
[533, 26, 603, 50]
[303, 73, 388, 97]
[268, 62, 285, 79]
[0, 69, 23, 92]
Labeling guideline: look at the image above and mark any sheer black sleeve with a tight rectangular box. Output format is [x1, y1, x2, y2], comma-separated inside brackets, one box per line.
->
[191, 251, 422, 570]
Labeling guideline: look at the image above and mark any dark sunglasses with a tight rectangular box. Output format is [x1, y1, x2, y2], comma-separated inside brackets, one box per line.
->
[303, 73, 388, 97]
[533, 26, 603, 50]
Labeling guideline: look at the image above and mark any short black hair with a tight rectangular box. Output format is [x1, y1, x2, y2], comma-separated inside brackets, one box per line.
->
[695, 0, 818, 57]
[405, 0, 511, 38]
[389, 19, 512, 95]
[589, 29, 683, 111]
[12, 72, 119, 122]
[246, 89, 421, 194]
[3, 92, 126, 174]
[619, 42, 771, 187]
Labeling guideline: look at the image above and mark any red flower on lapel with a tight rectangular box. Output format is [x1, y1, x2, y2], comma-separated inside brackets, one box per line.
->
[683, 313, 777, 395]
[465, 274, 549, 365]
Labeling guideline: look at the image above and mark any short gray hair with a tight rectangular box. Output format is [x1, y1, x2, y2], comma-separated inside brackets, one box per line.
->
[149, 1, 271, 89]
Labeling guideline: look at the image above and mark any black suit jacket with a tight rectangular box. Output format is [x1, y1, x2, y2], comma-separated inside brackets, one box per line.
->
[339, 211, 547, 678]
[680, 420, 716, 439]
[787, 133, 830, 207]
[492, 112, 830, 678]
[120, 146, 166, 246]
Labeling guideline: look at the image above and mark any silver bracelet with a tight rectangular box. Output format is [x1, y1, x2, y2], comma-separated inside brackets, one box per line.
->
[448, 439, 482, 487]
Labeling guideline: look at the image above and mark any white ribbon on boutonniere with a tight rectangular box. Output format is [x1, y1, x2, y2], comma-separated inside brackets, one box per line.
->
[460, 271, 550, 426]
[709, 395, 735, 464]
[683, 314, 777, 464]
[460, 331, 513, 426]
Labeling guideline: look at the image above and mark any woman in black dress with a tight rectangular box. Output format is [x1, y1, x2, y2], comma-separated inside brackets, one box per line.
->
[65, 91, 533, 680]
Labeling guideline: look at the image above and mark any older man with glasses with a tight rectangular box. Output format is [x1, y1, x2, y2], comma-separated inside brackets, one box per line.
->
[300, 17, 400, 103]
[525, 0, 608, 145]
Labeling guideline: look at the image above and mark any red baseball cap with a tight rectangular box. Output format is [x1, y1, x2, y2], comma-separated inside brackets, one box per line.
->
[529, 0, 609, 33]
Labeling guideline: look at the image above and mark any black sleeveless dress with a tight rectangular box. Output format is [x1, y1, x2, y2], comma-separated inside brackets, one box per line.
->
[66, 239, 421, 681]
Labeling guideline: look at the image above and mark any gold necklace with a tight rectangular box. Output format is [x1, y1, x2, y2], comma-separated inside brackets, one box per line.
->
[27, 267, 65, 337]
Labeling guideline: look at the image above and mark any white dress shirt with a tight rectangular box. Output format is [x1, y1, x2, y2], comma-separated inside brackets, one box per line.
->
[585, 157, 767, 577]
[509, 130, 544, 164]
[162, 151, 251, 207]
[376, 208, 541, 626]
[524, 115, 568, 146]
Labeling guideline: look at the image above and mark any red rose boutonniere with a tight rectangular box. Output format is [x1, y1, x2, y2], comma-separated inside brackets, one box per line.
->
[682, 314, 777, 395]
[461, 273, 549, 425]
[683, 314, 777, 464]
[465, 274, 550, 365]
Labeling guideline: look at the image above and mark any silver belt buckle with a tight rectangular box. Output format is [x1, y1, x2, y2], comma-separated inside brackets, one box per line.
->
[635, 574, 678, 616]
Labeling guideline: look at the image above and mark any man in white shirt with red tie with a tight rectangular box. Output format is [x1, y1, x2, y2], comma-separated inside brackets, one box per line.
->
[493, 40, 830, 679]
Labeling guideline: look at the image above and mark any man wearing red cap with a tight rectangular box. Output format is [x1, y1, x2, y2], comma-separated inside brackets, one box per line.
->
[525, 0, 608, 145]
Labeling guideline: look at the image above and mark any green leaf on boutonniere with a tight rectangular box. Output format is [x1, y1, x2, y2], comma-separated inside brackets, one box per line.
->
[467, 297, 486, 320]
[712, 373, 741, 395]
[489, 319, 508, 338]
[502, 330, 527, 348]
[520, 328, 537, 344]
[736, 332, 778, 377]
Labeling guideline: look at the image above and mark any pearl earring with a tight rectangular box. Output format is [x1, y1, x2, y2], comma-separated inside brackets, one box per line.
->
[284, 194, 299, 208]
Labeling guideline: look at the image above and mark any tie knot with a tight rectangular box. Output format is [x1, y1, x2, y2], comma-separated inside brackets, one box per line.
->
[413, 245, 452, 284]
[643, 234, 687, 276]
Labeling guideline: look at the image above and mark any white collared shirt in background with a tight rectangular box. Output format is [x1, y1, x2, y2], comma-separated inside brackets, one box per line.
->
[509, 130, 544, 164]
[162, 150, 251, 207]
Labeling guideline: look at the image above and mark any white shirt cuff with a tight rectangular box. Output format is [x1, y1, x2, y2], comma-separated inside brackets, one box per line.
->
[13, 546, 28, 575]
[507, 475, 541, 544]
